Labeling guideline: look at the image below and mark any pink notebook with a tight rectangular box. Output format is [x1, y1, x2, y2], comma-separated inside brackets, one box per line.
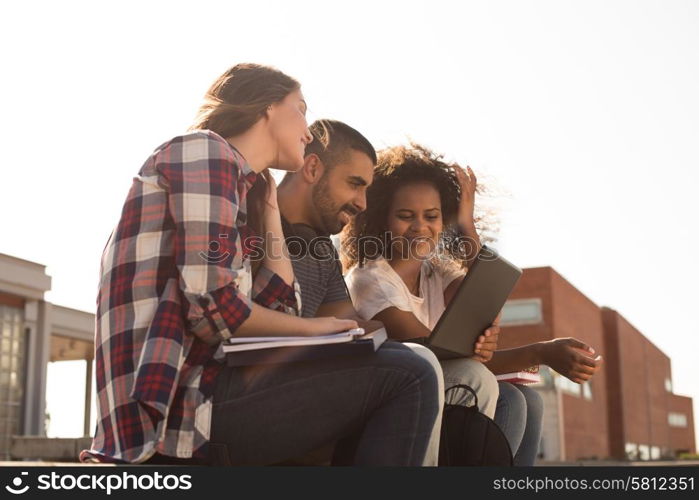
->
[495, 365, 541, 385]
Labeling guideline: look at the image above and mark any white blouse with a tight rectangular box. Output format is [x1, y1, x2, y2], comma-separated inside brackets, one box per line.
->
[345, 256, 465, 330]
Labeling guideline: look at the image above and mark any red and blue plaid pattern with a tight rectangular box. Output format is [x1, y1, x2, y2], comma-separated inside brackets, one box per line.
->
[80, 131, 300, 463]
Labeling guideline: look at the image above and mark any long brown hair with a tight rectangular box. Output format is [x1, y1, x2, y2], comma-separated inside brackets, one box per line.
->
[190, 63, 300, 274]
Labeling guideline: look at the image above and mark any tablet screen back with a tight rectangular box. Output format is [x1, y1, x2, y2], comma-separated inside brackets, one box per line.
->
[427, 247, 522, 359]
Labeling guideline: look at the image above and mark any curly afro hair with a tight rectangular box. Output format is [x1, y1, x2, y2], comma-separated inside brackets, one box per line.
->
[341, 142, 482, 270]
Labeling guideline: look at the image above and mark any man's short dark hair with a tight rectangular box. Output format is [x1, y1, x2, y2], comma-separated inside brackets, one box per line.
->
[305, 119, 377, 168]
[280, 119, 376, 187]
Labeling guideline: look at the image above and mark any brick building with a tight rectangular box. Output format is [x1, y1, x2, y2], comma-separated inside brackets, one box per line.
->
[499, 266, 696, 461]
[602, 307, 696, 459]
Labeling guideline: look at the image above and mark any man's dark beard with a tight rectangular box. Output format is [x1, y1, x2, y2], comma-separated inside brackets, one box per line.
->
[311, 177, 358, 235]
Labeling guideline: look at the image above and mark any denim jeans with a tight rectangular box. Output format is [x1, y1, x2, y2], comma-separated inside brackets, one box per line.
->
[494, 382, 544, 466]
[441, 357, 499, 418]
[411, 355, 499, 466]
[402, 343, 444, 466]
[208, 340, 440, 466]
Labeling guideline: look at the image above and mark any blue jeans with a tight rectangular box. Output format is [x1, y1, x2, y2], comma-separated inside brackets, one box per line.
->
[406, 348, 500, 465]
[209, 341, 440, 465]
[441, 357, 499, 418]
[494, 382, 544, 466]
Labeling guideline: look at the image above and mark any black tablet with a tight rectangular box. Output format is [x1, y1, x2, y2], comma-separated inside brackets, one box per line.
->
[426, 245, 522, 360]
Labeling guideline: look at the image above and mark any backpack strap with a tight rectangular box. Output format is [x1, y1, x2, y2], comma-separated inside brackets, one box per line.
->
[444, 384, 479, 411]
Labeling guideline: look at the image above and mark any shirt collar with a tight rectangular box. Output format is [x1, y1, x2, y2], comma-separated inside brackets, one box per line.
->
[232, 149, 257, 189]
[281, 215, 330, 240]
[211, 131, 258, 189]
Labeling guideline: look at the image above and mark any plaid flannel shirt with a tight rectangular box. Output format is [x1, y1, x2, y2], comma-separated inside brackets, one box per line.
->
[80, 130, 301, 463]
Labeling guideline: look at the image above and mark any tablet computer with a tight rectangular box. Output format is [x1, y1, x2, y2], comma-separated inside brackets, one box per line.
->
[426, 245, 522, 360]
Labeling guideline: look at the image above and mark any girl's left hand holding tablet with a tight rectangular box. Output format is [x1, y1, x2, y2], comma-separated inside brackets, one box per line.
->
[472, 314, 501, 363]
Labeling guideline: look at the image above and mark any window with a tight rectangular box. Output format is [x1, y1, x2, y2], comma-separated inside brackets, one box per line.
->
[0, 305, 25, 460]
[651, 447, 660, 460]
[638, 445, 650, 461]
[538, 366, 555, 388]
[555, 373, 581, 397]
[625, 443, 638, 460]
[664, 378, 673, 392]
[500, 298, 543, 326]
[668, 412, 687, 428]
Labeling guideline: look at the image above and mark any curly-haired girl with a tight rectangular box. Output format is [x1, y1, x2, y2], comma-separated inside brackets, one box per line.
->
[341, 143, 601, 465]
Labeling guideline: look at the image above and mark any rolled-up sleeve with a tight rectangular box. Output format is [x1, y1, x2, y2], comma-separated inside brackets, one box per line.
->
[154, 132, 256, 344]
[251, 266, 302, 315]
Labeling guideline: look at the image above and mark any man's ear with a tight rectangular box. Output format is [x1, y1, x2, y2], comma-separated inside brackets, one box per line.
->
[301, 154, 325, 184]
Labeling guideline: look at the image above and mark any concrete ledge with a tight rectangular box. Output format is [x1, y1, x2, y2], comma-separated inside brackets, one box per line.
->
[0, 461, 115, 467]
[9, 437, 330, 466]
[11, 436, 93, 461]
[538, 459, 699, 467]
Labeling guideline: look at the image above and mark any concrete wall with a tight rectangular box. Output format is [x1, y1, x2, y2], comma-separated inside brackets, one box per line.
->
[0, 254, 51, 300]
[0, 253, 95, 440]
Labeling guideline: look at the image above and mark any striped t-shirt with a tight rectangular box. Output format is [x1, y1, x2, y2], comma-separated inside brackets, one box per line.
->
[282, 218, 350, 317]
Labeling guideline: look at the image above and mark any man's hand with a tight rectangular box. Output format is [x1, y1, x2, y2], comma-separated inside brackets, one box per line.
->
[303, 317, 359, 336]
[541, 337, 603, 384]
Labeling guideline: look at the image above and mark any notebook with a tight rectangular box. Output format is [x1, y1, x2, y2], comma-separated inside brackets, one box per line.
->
[223, 328, 366, 353]
[496, 366, 542, 385]
[224, 328, 388, 366]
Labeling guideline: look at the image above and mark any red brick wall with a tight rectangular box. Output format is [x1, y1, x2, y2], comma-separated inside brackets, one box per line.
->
[669, 395, 696, 455]
[602, 309, 680, 457]
[500, 268, 695, 461]
[498, 267, 554, 349]
[646, 340, 673, 455]
[616, 313, 652, 449]
[499, 268, 610, 460]
[549, 270, 610, 460]
[602, 308, 625, 458]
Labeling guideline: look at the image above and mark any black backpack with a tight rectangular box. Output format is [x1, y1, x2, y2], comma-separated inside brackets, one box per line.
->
[438, 384, 513, 466]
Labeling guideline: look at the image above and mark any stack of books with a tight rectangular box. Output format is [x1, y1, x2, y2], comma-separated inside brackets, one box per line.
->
[495, 365, 541, 385]
[223, 327, 388, 366]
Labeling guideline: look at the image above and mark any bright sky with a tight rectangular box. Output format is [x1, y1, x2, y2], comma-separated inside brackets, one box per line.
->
[2, 0, 697, 451]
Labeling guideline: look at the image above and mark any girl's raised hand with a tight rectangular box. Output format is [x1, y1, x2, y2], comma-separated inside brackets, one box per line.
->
[455, 166, 477, 231]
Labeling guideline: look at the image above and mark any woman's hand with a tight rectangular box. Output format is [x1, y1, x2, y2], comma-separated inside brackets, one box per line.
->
[472, 314, 500, 363]
[258, 171, 294, 284]
[262, 171, 279, 211]
[455, 165, 477, 232]
[541, 337, 603, 384]
[302, 316, 359, 337]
